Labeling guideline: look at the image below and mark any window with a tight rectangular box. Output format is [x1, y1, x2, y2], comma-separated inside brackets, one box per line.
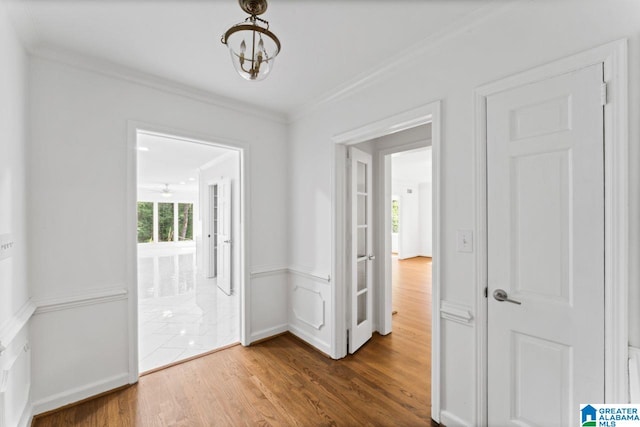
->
[158, 203, 174, 242]
[137, 202, 154, 243]
[178, 203, 193, 241]
[137, 201, 195, 243]
[391, 199, 399, 233]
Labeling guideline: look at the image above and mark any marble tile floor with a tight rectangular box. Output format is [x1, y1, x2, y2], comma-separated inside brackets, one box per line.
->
[138, 244, 239, 373]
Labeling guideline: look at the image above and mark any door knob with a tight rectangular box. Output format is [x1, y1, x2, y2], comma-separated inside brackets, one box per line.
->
[368, 254, 375, 261]
[493, 289, 521, 305]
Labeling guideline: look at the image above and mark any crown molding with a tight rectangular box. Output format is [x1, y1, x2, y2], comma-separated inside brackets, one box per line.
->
[290, 0, 524, 123]
[6, 0, 286, 123]
[29, 45, 288, 124]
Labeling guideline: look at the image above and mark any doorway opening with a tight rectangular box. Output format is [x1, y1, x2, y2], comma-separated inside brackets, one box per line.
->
[335, 115, 439, 420]
[389, 146, 432, 323]
[332, 101, 441, 420]
[135, 130, 241, 373]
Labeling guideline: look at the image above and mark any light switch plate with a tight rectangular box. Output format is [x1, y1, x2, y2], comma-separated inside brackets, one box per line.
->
[457, 230, 473, 253]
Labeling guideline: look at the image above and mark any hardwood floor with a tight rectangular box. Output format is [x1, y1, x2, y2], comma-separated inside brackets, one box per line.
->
[33, 256, 433, 426]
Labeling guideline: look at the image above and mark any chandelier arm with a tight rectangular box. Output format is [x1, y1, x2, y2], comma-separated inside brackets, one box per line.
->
[221, 24, 281, 54]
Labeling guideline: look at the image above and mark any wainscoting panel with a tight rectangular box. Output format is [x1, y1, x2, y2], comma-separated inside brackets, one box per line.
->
[249, 267, 288, 343]
[440, 318, 476, 426]
[30, 290, 130, 415]
[0, 300, 34, 427]
[288, 267, 331, 355]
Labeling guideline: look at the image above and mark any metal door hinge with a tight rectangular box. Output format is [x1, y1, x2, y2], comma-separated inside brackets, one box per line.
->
[601, 82, 608, 106]
[484, 287, 488, 298]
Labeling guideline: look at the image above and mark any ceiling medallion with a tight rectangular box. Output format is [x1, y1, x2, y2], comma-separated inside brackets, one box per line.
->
[221, 0, 281, 81]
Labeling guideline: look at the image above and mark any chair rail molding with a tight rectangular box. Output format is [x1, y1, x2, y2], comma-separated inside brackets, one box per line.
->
[440, 301, 474, 326]
[34, 287, 128, 315]
[288, 265, 331, 283]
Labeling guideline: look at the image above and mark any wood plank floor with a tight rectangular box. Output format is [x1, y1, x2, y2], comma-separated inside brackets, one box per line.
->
[33, 256, 433, 426]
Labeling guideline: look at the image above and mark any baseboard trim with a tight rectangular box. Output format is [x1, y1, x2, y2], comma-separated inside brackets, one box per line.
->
[249, 324, 288, 344]
[440, 410, 471, 427]
[288, 325, 331, 357]
[31, 372, 130, 416]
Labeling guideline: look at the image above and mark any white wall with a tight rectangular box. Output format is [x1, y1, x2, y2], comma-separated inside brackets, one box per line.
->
[288, 1, 640, 424]
[27, 56, 288, 413]
[0, 0, 32, 425]
[391, 180, 432, 259]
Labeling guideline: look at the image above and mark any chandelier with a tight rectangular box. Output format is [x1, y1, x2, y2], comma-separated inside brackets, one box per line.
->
[221, 0, 281, 81]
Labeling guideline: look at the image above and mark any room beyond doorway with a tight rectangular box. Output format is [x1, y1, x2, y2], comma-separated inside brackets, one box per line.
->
[135, 131, 241, 373]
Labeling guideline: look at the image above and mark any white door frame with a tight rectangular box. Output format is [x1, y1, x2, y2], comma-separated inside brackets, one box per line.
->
[331, 100, 442, 421]
[126, 121, 251, 384]
[474, 39, 628, 425]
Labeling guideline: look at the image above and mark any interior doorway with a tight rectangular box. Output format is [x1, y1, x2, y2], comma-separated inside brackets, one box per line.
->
[332, 101, 442, 419]
[389, 147, 432, 319]
[135, 130, 242, 373]
[345, 126, 433, 355]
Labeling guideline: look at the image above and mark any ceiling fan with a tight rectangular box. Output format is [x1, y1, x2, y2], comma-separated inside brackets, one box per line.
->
[160, 183, 173, 198]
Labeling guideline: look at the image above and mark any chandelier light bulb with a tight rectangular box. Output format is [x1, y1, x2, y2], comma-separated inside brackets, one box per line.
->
[221, 0, 281, 82]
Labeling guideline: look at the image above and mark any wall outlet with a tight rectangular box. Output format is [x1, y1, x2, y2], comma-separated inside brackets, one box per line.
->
[457, 230, 473, 253]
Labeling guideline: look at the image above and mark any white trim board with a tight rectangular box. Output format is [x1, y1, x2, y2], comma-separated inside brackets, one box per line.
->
[31, 373, 129, 416]
[331, 100, 442, 423]
[473, 39, 629, 425]
[34, 288, 127, 315]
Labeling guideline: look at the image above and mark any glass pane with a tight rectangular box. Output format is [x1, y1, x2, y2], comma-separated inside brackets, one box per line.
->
[357, 292, 367, 325]
[357, 161, 367, 193]
[357, 227, 366, 258]
[158, 203, 174, 242]
[137, 202, 154, 243]
[178, 203, 193, 241]
[357, 260, 366, 292]
[357, 194, 366, 226]
[391, 199, 399, 233]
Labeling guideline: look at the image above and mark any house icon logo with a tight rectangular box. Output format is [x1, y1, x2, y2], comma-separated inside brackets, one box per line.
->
[581, 404, 597, 426]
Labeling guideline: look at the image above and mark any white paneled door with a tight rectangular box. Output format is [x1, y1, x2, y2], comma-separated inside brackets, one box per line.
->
[487, 64, 605, 426]
[349, 147, 373, 353]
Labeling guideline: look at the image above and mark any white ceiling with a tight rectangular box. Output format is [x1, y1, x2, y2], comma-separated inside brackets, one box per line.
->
[8, 0, 499, 116]
[137, 132, 230, 194]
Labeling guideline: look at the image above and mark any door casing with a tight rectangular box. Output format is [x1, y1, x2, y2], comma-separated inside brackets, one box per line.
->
[474, 39, 629, 425]
[126, 122, 250, 384]
[331, 100, 442, 421]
